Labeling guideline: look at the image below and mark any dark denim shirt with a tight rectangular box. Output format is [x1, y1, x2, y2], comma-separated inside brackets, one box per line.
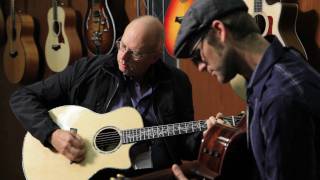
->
[247, 39, 320, 180]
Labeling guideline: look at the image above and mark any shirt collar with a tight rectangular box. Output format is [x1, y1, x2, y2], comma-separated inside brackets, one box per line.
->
[247, 38, 287, 99]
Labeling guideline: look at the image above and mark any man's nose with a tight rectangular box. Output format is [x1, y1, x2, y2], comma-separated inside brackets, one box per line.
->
[120, 50, 130, 62]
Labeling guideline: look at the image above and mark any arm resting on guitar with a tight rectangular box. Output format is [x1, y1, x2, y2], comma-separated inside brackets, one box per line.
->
[9, 56, 91, 148]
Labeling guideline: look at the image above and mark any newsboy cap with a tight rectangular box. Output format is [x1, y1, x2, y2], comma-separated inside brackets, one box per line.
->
[174, 0, 248, 58]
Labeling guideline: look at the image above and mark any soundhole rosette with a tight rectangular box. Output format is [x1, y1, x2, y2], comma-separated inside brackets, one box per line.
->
[94, 126, 122, 153]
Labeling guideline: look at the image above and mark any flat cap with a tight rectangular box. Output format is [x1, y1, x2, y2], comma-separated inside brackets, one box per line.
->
[174, 0, 248, 58]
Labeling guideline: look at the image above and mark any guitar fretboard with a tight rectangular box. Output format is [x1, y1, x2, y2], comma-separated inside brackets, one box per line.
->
[254, 0, 262, 13]
[121, 115, 243, 144]
[52, 0, 58, 21]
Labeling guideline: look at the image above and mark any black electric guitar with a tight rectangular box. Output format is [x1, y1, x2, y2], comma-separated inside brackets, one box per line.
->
[22, 105, 244, 180]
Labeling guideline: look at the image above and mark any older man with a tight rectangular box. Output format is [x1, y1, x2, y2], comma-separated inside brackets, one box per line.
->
[10, 16, 202, 178]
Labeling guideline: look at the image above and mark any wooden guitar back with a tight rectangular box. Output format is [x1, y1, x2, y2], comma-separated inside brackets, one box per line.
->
[3, 13, 39, 84]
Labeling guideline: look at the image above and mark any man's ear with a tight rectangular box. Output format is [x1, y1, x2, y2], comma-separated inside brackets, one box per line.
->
[211, 20, 227, 43]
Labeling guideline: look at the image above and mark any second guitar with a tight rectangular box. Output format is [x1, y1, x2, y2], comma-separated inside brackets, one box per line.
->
[45, 0, 82, 72]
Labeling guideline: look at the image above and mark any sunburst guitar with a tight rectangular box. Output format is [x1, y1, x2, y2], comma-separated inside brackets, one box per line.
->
[244, 0, 307, 60]
[84, 0, 116, 56]
[164, 0, 193, 57]
[45, 0, 82, 72]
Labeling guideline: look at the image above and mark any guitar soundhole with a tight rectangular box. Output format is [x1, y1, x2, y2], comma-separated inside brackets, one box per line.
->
[53, 21, 60, 35]
[95, 128, 121, 153]
[255, 15, 266, 34]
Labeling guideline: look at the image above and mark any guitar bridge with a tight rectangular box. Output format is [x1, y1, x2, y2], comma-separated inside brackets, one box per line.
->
[9, 50, 18, 58]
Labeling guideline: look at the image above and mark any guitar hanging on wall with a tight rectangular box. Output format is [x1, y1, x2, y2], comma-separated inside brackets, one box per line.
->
[244, 0, 308, 60]
[84, 0, 116, 56]
[45, 0, 82, 72]
[3, 0, 39, 84]
[164, 0, 193, 57]
[0, 3, 5, 44]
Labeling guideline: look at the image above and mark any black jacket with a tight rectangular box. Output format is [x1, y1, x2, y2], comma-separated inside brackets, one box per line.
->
[10, 53, 202, 169]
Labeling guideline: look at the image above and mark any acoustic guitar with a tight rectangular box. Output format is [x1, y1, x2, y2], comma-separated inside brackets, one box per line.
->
[3, 0, 39, 84]
[45, 0, 82, 72]
[98, 114, 249, 180]
[197, 115, 255, 180]
[244, 0, 308, 60]
[84, 0, 116, 56]
[22, 105, 243, 180]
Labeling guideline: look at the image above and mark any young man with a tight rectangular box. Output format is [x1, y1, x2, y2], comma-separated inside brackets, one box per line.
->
[173, 0, 320, 180]
[10, 16, 202, 178]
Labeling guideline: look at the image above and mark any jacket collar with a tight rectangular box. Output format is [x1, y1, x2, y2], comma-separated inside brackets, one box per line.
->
[247, 38, 288, 99]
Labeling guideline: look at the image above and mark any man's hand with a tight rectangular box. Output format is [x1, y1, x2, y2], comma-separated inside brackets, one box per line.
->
[172, 164, 188, 180]
[50, 129, 86, 163]
[203, 112, 225, 137]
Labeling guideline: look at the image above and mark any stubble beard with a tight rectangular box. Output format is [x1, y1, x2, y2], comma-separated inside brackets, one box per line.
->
[220, 46, 239, 83]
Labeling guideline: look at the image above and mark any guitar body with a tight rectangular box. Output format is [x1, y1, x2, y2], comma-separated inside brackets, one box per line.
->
[198, 118, 254, 179]
[22, 106, 143, 180]
[245, 0, 308, 59]
[85, 0, 116, 56]
[164, 0, 193, 57]
[3, 13, 39, 84]
[45, 6, 82, 72]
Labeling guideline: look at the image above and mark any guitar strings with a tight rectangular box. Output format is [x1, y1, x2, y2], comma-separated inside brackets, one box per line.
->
[94, 116, 244, 144]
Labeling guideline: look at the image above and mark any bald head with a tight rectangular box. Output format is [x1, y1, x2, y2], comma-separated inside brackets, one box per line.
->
[123, 15, 164, 53]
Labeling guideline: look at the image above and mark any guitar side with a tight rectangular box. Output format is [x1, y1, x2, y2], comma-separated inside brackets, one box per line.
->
[197, 120, 253, 179]
[22, 106, 143, 180]
[45, 6, 82, 72]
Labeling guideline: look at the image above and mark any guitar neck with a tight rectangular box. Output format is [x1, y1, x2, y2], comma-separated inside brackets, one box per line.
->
[121, 115, 243, 144]
[254, 0, 262, 12]
[121, 120, 207, 144]
[52, 0, 58, 21]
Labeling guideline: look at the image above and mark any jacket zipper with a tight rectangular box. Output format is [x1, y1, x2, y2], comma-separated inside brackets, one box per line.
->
[104, 80, 119, 112]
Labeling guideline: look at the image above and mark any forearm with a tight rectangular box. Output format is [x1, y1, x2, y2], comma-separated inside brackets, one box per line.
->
[10, 85, 60, 147]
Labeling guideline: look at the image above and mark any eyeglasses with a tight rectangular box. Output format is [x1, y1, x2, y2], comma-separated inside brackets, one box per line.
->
[116, 38, 154, 61]
[190, 28, 210, 65]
